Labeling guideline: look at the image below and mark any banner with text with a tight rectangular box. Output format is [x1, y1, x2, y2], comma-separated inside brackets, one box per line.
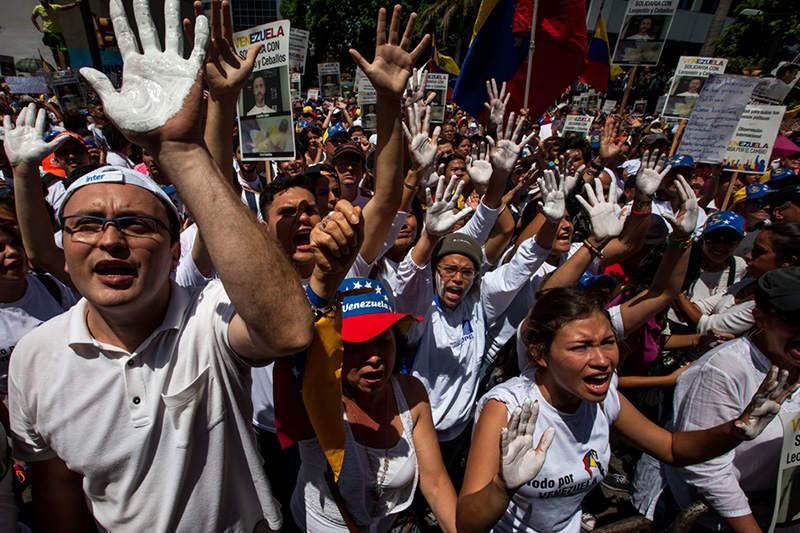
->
[663, 56, 727, 119]
[611, 0, 678, 66]
[677, 74, 757, 164]
[562, 115, 593, 137]
[723, 104, 785, 174]
[289, 28, 309, 74]
[234, 20, 295, 161]
[769, 412, 800, 531]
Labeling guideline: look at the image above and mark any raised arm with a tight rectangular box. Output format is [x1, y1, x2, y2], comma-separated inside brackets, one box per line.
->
[350, 5, 430, 264]
[3, 105, 71, 285]
[79, 0, 313, 359]
[618, 175, 697, 336]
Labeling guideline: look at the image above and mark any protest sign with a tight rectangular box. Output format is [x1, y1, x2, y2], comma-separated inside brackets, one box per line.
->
[752, 61, 800, 104]
[5, 76, 49, 95]
[49, 70, 86, 111]
[663, 56, 727, 119]
[601, 99, 617, 114]
[0, 55, 15, 77]
[291, 72, 301, 101]
[769, 412, 800, 531]
[307, 88, 320, 101]
[318, 62, 341, 98]
[678, 74, 758, 164]
[632, 99, 647, 116]
[358, 80, 377, 131]
[234, 20, 295, 161]
[288, 28, 309, 74]
[612, 0, 678, 67]
[585, 91, 600, 114]
[655, 94, 668, 116]
[426, 73, 449, 123]
[562, 115, 593, 137]
[354, 68, 367, 93]
[540, 123, 553, 140]
[723, 104, 785, 174]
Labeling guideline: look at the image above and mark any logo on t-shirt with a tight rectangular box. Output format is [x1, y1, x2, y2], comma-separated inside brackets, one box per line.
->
[583, 449, 605, 478]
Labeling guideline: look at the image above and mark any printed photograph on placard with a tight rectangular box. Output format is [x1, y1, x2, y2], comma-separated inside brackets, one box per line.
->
[240, 115, 294, 157]
[359, 90, 377, 131]
[752, 62, 800, 103]
[290, 72, 301, 101]
[663, 57, 727, 119]
[632, 100, 647, 116]
[611, 0, 678, 66]
[318, 63, 341, 98]
[240, 69, 288, 116]
[49, 71, 86, 111]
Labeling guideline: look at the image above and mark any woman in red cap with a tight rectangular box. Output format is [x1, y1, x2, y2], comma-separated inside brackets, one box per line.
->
[290, 277, 457, 533]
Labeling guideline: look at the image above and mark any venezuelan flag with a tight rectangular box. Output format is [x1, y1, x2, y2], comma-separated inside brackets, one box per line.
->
[581, 13, 611, 91]
[431, 36, 461, 77]
[453, 0, 587, 120]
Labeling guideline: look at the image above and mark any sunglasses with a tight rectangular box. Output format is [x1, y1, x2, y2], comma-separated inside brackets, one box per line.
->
[55, 146, 87, 158]
[704, 231, 741, 245]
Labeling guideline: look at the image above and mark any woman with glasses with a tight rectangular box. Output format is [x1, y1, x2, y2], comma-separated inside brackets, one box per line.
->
[674, 222, 800, 336]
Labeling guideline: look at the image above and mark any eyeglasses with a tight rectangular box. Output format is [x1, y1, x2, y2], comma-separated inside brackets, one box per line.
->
[704, 232, 741, 245]
[61, 215, 169, 244]
[55, 146, 87, 158]
[437, 264, 477, 279]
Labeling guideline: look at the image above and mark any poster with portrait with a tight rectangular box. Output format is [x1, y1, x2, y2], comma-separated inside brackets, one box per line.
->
[307, 88, 320, 101]
[358, 80, 377, 132]
[722, 104, 785, 174]
[585, 91, 600, 114]
[234, 20, 295, 160]
[318, 62, 341, 98]
[611, 0, 679, 66]
[663, 56, 727, 119]
[48, 70, 87, 111]
[752, 61, 800, 104]
[291, 72, 301, 101]
[288, 28, 309, 74]
[769, 412, 800, 531]
[426, 73, 449, 124]
[632, 99, 647, 116]
[602, 99, 617, 114]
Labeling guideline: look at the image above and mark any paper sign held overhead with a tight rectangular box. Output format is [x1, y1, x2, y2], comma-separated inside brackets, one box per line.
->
[723, 104, 785, 174]
[562, 115, 593, 138]
[318, 63, 341, 98]
[234, 20, 296, 161]
[611, 0, 679, 67]
[426, 74, 449, 124]
[663, 56, 727, 119]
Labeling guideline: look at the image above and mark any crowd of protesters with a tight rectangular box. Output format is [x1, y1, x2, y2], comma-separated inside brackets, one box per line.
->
[0, 0, 799, 532]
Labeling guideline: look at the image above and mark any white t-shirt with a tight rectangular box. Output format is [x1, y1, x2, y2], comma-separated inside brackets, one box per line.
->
[248, 104, 276, 115]
[105, 151, 134, 169]
[9, 280, 283, 531]
[476, 369, 621, 532]
[0, 273, 77, 393]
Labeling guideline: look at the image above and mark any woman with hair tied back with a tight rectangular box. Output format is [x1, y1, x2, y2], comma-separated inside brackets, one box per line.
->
[456, 287, 798, 533]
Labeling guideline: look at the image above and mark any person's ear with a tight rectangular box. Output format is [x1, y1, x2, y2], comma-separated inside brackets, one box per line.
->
[530, 345, 548, 368]
[752, 307, 771, 331]
[170, 240, 181, 272]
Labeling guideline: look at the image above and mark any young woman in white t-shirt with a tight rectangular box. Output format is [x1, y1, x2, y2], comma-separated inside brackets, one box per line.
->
[456, 287, 798, 533]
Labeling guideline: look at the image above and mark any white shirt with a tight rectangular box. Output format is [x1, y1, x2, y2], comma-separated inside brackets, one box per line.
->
[9, 280, 283, 532]
[693, 278, 755, 335]
[394, 237, 551, 441]
[476, 369, 621, 532]
[105, 150, 134, 169]
[248, 103, 276, 115]
[665, 336, 800, 524]
[0, 273, 77, 394]
[667, 257, 747, 327]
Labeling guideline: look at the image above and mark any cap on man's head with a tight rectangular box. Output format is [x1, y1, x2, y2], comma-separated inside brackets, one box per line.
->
[56, 165, 180, 222]
[755, 266, 800, 323]
[432, 233, 482, 270]
[703, 211, 745, 237]
[332, 143, 364, 162]
[664, 154, 694, 171]
[339, 278, 422, 343]
[732, 183, 773, 206]
[589, 131, 601, 149]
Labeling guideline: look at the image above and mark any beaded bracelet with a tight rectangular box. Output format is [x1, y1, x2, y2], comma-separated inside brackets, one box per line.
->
[630, 208, 652, 216]
[582, 239, 605, 259]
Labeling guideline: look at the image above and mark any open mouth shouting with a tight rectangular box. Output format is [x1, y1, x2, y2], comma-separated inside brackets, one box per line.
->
[93, 259, 137, 288]
[583, 372, 611, 397]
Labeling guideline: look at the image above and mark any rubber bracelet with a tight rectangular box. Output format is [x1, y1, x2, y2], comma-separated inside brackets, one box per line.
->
[305, 283, 329, 308]
[582, 239, 605, 259]
[403, 181, 419, 190]
[631, 208, 652, 216]
[666, 235, 693, 249]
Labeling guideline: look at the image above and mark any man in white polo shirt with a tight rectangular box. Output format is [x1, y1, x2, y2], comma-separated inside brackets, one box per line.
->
[6, 0, 314, 530]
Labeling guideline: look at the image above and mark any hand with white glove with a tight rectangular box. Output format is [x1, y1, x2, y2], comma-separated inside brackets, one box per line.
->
[484, 78, 509, 132]
[662, 175, 698, 238]
[635, 150, 671, 197]
[424, 175, 473, 236]
[402, 102, 440, 171]
[537, 169, 567, 223]
[467, 142, 492, 187]
[488, 114, 537, 174]
[576, 179, 625, 241]
[500, 399, 556, 491]
[2, 104, 68, 166]
[735, 366, 799, 440]
[79, 0, 209, 137]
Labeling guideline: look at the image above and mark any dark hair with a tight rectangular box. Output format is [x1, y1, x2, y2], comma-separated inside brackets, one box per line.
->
[258, 174, 316, 221]
[439, 153, 466, 171]
[62, 110, 87, 132]
[524, 287, 612, 362]
[763, 222, 800, 265]
[563, 133, 591, 164]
